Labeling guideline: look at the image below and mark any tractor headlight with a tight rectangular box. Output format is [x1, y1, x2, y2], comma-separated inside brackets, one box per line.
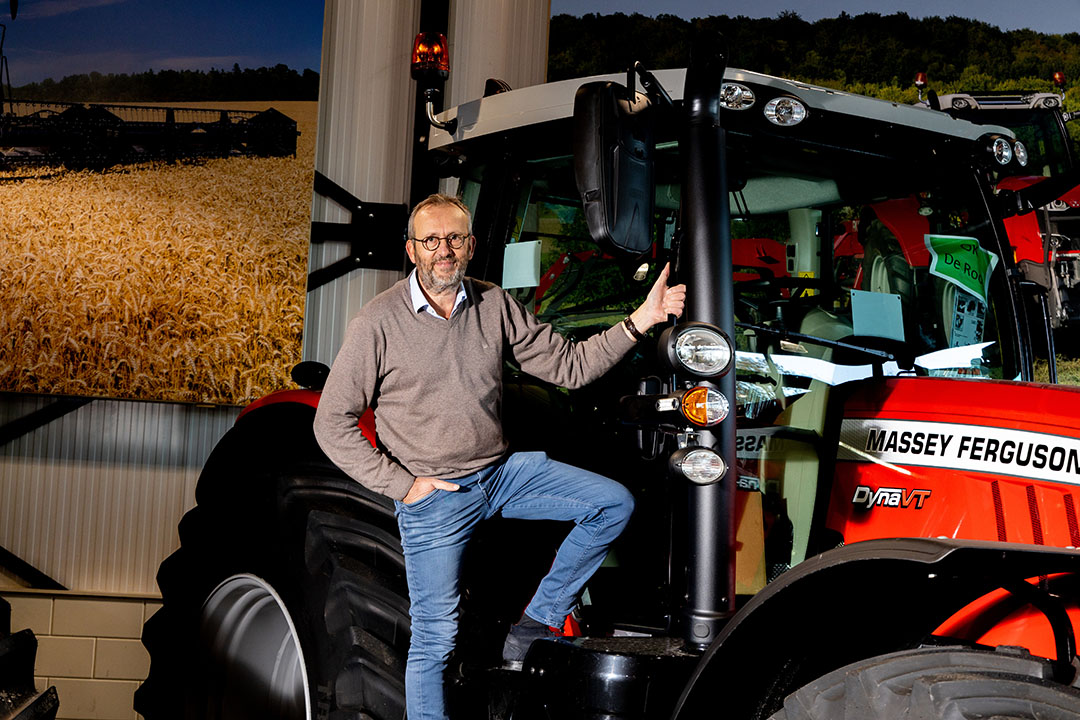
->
[659, 323, 734, 378]
[719, 83, 755, 110]
[670, 446, 727, 484]
[764, 96, 807, 126]
[991, 137, 1013, 165]
[1014, 140, 1029, 167]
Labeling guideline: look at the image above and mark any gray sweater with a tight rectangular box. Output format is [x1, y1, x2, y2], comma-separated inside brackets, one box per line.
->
[313, 277, 636, 500]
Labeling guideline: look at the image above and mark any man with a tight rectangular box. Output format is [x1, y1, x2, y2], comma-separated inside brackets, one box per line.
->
[314, 193, 685, 720]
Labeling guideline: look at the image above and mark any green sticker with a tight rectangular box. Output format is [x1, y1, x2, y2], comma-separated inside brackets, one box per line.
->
[924, 234, 999, 302]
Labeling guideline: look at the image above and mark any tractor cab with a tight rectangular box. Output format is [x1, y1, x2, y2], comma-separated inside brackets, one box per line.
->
[409, 60, 1080, 718]
[922, 82, 1080, 332]
[430, 62, 1041, 582]
[933, 89, 1074, 177]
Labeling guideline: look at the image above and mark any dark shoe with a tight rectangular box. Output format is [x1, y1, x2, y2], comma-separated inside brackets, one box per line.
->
[501, 621, 557, 669]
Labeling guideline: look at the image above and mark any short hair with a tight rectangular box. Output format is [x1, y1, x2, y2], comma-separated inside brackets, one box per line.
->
[407, 193, 473, 239]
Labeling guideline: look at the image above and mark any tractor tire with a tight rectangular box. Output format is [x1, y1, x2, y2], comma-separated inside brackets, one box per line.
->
[861, 221, 915, 304]
[861, 220, 959, 351]
[768, 646, 1080, 720]
[134, 402, 409, 720]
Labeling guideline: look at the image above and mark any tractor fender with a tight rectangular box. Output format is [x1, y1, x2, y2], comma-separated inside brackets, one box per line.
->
[671, 537, 1080, 720]
[237, 389, 378, 449]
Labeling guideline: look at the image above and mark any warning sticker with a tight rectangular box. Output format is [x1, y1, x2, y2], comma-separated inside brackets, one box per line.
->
[925, 234, 999, 302]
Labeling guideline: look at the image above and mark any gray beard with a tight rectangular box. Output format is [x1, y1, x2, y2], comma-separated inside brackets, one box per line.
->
[418, 259, 467, 295]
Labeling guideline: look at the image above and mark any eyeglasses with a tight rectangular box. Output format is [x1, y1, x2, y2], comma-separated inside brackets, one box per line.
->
[411, 233, 470, 252]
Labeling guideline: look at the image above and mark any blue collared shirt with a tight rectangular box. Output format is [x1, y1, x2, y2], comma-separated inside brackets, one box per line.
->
[409, 269, 468, 319]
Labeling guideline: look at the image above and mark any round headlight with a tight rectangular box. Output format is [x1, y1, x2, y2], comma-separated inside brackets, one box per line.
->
[764, 96, 807, 126]
[991, 137, 1013, 165]
[666, 325, 733, 377]
[719, 83, 755, 110]
[1014, 141, 1029, 167]
[675, 448, 727, 485]
[681, 386, 729, 427]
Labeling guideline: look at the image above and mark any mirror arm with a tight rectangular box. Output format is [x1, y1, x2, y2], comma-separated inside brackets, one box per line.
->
[423, 87, 457, 135]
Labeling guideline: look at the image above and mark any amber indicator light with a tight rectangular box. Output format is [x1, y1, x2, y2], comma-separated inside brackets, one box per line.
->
[681, 387, 714, 426]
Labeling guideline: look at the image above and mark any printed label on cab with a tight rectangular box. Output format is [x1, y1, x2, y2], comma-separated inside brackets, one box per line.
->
[851, 485, 932, 510]
[838, 417, 1080, 486]
[925, 234, 999, 302]
[950, 289, 986, 348]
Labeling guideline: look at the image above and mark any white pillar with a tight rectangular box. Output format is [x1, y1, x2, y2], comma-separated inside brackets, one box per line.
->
[304, 0, 421, 364]
[305, 0, 551, 363]
[447, 0, 551, 106]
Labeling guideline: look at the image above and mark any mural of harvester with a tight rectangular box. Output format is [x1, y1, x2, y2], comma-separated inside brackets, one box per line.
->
[0, 99, 298, 169]
[0, 19, 294, 168]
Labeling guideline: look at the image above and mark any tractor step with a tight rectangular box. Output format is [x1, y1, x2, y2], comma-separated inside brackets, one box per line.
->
[0, 629, 60, 720]
[1, 687, 59, 720]
[489, 636, 699, 719]
[0, 630, 37, 695]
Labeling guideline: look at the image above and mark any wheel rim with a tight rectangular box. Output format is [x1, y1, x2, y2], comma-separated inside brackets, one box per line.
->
[941, 282, 956, 346]
[198, 574, 310, 720]
[869, 254, 892, 294]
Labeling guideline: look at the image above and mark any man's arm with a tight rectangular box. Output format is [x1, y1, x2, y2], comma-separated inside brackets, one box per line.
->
[507, 262, 686, 388]
[313, 317, 418, 501]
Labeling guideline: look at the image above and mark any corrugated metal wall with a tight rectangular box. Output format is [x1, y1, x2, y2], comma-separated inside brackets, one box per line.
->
[447, 0, 550, 105]
[303, 0, 421, 366]
[0, 397, 237, 594]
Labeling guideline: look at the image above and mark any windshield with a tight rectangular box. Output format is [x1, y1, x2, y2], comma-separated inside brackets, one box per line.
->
[455, 125, 1022, 574]
[731, 185, 1016, 422]
[459, 153, 661, 339]
[460, 146, 1020, 396]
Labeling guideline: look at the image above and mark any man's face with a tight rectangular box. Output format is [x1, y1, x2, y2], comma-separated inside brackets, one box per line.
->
[406, 204, 475, 295]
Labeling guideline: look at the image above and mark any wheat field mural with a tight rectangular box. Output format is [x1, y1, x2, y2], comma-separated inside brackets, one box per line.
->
[0, 100, 317, 405]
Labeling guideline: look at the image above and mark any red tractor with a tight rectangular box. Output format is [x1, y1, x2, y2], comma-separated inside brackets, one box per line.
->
[135, 36, 1080, 720]
[918, 78, 1080, 342]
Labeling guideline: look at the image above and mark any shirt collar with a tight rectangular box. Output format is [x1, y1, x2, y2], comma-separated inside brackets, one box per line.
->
[409, 269, 469, 319]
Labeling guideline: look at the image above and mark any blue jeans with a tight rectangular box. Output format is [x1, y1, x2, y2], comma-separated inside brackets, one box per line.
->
[394, 451, 634, 720]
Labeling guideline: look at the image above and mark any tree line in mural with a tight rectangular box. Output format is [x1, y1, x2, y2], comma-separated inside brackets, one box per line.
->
[13, 63, 319, 103]
[549, 11, 1080, 102]
[17, 13, 1077, 106]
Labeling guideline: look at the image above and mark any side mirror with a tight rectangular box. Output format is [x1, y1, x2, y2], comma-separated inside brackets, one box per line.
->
[572, 81, 655, 255]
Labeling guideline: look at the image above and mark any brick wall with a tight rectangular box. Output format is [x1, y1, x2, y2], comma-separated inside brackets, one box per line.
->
[1, 589, 160, 720]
